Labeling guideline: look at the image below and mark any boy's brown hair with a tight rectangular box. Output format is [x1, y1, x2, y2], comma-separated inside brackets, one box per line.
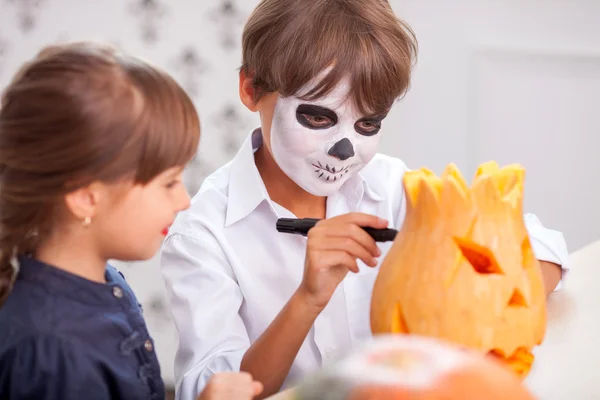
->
[241, 0, 418, 116]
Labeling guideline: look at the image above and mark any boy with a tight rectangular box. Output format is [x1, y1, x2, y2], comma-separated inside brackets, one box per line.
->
[161, 1, 568, 399]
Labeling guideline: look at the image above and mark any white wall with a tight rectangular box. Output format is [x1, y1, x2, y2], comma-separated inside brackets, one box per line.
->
[1, 0, 598, 389]
[386, 0, 600, 253]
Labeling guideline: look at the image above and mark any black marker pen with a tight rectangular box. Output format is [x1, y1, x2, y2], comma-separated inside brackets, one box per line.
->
[276, 218, 397, 242]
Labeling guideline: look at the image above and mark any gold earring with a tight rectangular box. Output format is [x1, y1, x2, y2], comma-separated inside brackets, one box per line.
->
[82, 216, 92, 227]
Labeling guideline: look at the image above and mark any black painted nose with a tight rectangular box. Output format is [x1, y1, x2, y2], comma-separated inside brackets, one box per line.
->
[327, 138, 355, 161]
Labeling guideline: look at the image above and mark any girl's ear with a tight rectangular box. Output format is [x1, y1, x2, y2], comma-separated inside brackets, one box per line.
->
[63, 182, 104, 222]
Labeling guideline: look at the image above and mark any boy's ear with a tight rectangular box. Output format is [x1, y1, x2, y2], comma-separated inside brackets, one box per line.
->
[239, 69, 260, 112]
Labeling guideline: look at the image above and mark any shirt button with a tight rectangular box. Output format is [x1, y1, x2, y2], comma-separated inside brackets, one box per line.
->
[144, 340, 154, 352]
[112, 286, 123, 299]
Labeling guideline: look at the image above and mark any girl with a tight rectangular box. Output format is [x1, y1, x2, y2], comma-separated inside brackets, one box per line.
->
[0, 42, 262, 400]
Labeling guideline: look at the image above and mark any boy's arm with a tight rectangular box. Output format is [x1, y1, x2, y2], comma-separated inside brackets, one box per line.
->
[524, 213, 570, 296]
[240, 213, 387, 399]
[539, 261, 563, 296]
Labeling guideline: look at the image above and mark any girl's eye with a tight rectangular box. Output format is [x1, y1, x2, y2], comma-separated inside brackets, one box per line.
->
[165, 180, 180, 189]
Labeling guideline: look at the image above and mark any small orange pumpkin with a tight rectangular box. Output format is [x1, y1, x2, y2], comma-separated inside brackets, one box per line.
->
[370, 161, 546, 377]
[293, 335, 536, 400]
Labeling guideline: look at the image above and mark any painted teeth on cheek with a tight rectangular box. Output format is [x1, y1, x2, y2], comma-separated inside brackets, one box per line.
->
[313, 163, 355, 182]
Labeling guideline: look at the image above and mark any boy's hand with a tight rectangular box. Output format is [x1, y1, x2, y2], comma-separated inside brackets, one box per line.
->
[197, 372, 263, 400]
[298, 212, 388, 310]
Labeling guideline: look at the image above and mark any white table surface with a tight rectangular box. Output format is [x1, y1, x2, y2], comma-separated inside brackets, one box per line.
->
[267, 239, 600, 400]
[524, 239, 600, 399]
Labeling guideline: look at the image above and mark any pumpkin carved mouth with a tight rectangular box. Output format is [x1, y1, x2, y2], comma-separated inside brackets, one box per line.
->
[487, 347, 534, 378]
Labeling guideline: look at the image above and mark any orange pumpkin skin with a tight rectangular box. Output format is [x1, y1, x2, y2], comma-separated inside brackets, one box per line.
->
[370, 162, 547, 378]
[294, 335, 535, 400]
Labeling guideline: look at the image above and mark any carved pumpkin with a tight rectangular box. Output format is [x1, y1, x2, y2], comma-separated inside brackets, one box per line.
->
[293, 335, 535, 400]
[370, 161, 546, 377]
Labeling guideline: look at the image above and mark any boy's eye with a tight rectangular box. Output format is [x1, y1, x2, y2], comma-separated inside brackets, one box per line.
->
[300, 114, 334, 128]
[355, 120, 382, 136]
[296, 104, 338, 130]
[355, 114, 387, 136]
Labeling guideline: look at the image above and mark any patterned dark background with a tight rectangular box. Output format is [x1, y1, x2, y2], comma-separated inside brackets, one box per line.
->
[0, 0, 261, 388]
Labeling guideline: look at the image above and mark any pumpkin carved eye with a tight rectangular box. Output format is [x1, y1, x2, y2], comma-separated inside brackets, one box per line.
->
[507, 288, 528, 307]
[453, 237, 504, 275]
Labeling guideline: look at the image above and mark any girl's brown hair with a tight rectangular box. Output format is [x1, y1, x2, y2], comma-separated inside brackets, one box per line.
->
[241, 0, 418, 116]
[0, 42, 200, 303]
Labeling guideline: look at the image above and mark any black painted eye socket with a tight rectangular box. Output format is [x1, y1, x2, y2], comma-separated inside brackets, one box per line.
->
[354, 115, 386, 136]
[296, 104, 338, 130]
[296, 104, 386, 136]
[355, 120, 381, 136]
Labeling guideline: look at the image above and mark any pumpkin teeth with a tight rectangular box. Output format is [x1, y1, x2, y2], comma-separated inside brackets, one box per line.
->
[494, 165, 523, 195]
[442, 163, 469, 198]
[403, 169, 444, 208]
[424, 175, 443, 201]
[404, 161, 524, 211]
[474, 163, 525, 208]
[403, 170, 426, 206]
[475, 160, 500, 178]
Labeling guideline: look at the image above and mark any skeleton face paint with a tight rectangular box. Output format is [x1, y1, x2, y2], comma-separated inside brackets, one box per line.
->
[269, 78, 385, 196]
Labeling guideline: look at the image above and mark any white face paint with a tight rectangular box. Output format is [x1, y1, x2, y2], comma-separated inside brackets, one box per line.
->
[269, 77, 384, 196]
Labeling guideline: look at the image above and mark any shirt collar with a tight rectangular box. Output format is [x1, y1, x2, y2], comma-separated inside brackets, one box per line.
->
[15, 255, 128, 307]
[357, 162, 386, 202]
[225, 128, 270, 227]
[225, 128, 385, 226]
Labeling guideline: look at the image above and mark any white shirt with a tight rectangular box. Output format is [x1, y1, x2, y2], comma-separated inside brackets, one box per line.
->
[160, 128, 569, 400]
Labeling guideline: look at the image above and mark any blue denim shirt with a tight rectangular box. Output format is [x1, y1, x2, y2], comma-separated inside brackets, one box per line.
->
[0, 256, 165, 400]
